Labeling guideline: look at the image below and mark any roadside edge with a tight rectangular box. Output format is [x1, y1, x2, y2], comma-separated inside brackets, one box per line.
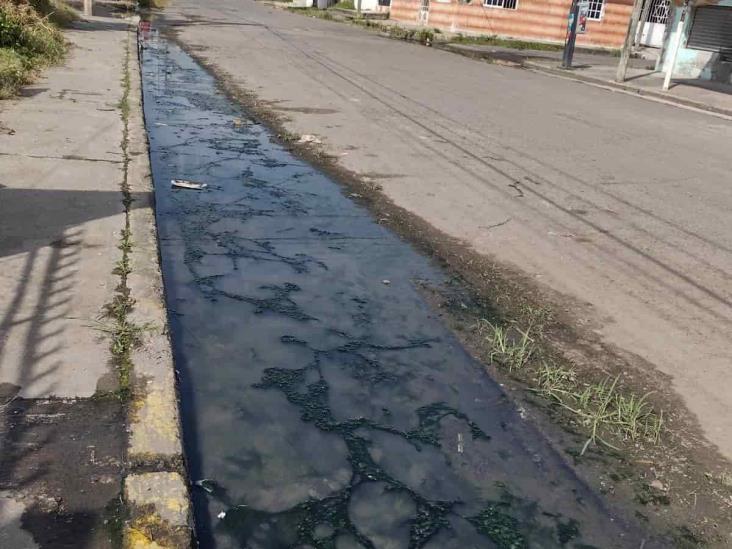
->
[435, 43, 732, 121]
[278, 4, 732, 121]
[122, 16, 193, 549]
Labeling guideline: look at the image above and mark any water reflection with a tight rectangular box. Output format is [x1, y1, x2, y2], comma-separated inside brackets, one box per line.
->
[140, 25, 654, 549]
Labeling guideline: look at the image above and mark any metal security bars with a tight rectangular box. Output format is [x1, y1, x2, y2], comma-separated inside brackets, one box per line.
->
[483, 0, 518, 9]
[646, 0, 670, 24]
[587, 0, 604, 20]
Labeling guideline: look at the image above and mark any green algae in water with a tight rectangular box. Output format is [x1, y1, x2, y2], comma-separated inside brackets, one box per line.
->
[407, 402, 491, 447]
[468, 504, 527, 549]
[409, 501, 455, 549]
[143, 36, 641, 549]
[248, 337, 584, 548]
[251, 363, 490, 547]
[557, 518, 580, 544]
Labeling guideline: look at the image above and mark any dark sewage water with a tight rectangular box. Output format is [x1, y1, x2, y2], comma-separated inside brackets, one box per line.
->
[139, 26, 659, 549]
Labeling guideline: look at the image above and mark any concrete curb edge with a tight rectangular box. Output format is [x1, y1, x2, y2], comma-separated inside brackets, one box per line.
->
[122, 16, 193, 549]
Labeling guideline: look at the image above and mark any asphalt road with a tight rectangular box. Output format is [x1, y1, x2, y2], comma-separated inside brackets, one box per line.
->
[160, 0, 732, 460]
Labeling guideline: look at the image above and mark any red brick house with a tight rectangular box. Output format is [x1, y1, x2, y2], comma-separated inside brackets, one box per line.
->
[390, 0, 645, 49]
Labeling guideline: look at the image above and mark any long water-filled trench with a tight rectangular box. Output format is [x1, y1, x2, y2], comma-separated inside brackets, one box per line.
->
[139, 25, 655, 549]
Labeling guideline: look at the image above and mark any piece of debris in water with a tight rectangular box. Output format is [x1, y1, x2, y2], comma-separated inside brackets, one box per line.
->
[382, 279, 391, 285]
[217, 511, 226, 520]
[171, 179, 208, 190]
[297, 134, 322, 145]
[192, 479, 215, 493]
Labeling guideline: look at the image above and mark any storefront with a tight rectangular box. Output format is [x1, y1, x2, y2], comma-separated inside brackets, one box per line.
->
[658, 1, 732, 82]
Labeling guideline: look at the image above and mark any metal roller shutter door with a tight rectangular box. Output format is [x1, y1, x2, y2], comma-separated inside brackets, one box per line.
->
[687, 6, 732, 53]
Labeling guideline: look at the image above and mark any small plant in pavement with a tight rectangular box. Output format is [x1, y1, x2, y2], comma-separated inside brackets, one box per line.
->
[475, 317, 664, 454]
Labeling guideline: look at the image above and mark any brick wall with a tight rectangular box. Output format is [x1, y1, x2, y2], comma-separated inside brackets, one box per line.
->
[390, 0, 633, 48]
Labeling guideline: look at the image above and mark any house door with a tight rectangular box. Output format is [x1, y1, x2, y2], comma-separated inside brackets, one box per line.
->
[418, 0, 429, 25]
[640, 0, 670, 48]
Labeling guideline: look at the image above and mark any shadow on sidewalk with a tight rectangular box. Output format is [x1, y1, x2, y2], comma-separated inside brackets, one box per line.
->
[672, 78, 732, 95]
[0, 3, 145, 545]
[0, 188, 149, 546]
[0, 187, 151, 394]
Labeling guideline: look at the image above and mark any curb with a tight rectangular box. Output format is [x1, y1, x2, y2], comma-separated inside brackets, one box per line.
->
[329, 7, 389, 19]
[439, 43, 732, 120]
[123, 17, 193, 548]
[523, 62, 732, 120]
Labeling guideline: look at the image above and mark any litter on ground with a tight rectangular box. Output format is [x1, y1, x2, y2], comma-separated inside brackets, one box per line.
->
[297, 134, 322, 145]
[172, 179, 208, 190]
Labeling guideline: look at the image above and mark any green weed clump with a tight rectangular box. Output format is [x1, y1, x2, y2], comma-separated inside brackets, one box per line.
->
[475, 317, 664, 455]
[0, 0, 68, 98]
[451, 32, 564, 51]
[28, 0, 77, 27]
[138, 0, 169, 8]
[536, 364, 663, 454]
[0, 47, 24, 96]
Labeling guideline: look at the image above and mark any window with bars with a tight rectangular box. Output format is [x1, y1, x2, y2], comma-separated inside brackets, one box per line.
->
[587, 0, 604, 20]
[646, 0, 670, 24]
[483, 0, 518, 9]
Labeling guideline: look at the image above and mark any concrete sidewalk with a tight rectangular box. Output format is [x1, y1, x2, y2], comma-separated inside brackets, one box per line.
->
[0, 7, 190, 548]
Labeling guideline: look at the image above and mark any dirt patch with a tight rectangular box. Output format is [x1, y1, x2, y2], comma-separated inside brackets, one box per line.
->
[0, 397, 126, 548]
[156, 20, 732, 546]
[272, 105, 340, 115]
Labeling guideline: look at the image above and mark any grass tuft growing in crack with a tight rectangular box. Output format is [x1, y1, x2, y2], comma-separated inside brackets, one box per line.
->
[535, 362, 664, 453]
[99, 31, 143, 400]
[475, 317, 664, 455]
[476, 320, 534, 372]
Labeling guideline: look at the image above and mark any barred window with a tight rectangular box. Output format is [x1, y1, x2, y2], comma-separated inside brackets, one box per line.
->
[483, 0, 518, 9]
[587, 0, 604, 20]
[646, 0, 670, 24]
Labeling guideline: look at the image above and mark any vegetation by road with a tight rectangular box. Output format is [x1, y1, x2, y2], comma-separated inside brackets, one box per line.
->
[0, 0, 75, 98]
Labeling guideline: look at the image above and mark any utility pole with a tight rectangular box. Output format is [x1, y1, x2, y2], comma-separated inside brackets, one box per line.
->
[616, 0, 645, 82]
[83, 0, 92, 17]
[634, 0, 653, 48]
[562, 0, 580, 69]
[663, 2, 689, 90]
[356, 0, 362, 15]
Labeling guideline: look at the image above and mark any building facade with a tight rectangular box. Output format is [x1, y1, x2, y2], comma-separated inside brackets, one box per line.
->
[390, 0, 638, 48]
[657, 0, 732, 82]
